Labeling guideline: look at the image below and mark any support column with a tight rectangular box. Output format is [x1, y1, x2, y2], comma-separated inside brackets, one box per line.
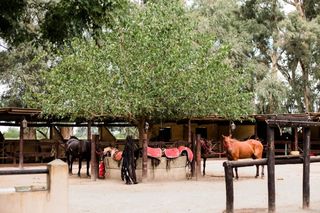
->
[224, 161, 234, 213]
[91, 134, 98, 181]
[196, 134, 201, 180]
[142, 131, 148, 179]
[303, 127, 311, 209]
[191, 133, 196, 177]
[267, 125, 275, 213]
[19, 119, 25, 169]
[293, 127, 298, 151]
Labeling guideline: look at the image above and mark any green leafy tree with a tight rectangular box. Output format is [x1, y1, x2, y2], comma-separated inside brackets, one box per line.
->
[3, 127, 19, 139]
[0, 42, 48, 107]
[25, 1, 253, 142]
[0, 0, 129, 107]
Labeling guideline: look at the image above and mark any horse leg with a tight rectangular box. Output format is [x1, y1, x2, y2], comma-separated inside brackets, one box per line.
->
[234, 167, 239, 179]
[202, 158, 206, 176]
[70, 156, 74, 175]
[78, 157, 82, 177]
[261, 165, 265, 178]
[255, 165, 259, 178]
[67, 153, 72, 174]
[86, 157, 90, 177]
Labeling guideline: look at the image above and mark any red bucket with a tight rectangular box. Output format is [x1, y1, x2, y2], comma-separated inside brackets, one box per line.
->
[98, 160, 105, 179]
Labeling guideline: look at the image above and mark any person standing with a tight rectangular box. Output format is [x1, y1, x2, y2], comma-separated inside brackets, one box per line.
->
[121, 135, 138, 184]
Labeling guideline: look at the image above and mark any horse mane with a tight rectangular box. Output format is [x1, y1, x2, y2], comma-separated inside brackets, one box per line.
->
[69, 136, 79, 140]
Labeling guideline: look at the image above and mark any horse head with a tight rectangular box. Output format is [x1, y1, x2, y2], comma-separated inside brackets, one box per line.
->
[222, 135, 233, 149]
[200, 138, 215, 154]
[103, 147, 113, 156]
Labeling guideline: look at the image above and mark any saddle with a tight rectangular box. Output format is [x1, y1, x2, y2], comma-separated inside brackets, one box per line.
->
[113, 151, 123, 161]
[103, 147, 123, 161]
[163, 147, 180, 159]
[147, 147, 162, 159]
[177, 146, 193, 162]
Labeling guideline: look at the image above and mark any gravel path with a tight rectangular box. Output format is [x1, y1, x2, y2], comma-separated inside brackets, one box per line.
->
[68, 159, 320, 213]
[1, 159, 320, 213]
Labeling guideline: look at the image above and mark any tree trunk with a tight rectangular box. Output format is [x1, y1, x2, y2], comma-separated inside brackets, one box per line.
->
[60, 127, 73, 139]
[24, 127, 36, 139]
[293, 0, 312, 112]
[137, 118, 148, 180]
[137, 118, 145, 147]
[300, 60, 312, 112]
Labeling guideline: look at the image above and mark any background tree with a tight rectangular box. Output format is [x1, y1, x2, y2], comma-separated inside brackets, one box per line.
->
[0, 0, 129, 107]
[194, 0, 288, 114]
[281, 0, 320, 112]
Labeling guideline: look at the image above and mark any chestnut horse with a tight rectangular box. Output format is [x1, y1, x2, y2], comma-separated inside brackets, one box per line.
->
[223, 135, 264, 179]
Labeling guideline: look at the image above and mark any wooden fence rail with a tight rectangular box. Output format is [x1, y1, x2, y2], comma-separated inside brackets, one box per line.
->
[0, 168, 48, 175]
[223, 156, 320, 213]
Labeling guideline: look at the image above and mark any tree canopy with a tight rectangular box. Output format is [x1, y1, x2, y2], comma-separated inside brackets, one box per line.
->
[25, 1, 253, 123]
[2, 0, 320, 124]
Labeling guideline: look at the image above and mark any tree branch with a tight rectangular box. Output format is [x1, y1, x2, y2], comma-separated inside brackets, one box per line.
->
[282, 0, 295, 7]
[0, 43, 8, 51]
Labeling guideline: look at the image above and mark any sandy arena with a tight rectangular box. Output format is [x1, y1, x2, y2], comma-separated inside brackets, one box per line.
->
[1, 159, 320, 213]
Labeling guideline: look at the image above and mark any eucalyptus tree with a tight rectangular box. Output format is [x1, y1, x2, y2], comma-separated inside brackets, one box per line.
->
[192, 0, 288, 114]
[25, 0, 253, 142]
[280, 0, 320, 112]
[242, 0, 320, 113]
[239, 0, 290, 113]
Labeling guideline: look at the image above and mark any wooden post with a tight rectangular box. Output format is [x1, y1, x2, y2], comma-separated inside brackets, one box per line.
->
[91, 134, 98, 181]
[188, 119, 191, 145]
[142, 131, 148, 179]
[267, 125, 276, 213]
[224, 161, 234, 213]
[50, 126, 59, 159]
[191, 133, 196, 177]
[196, 134, 201, 180]
[294, 127, 298, 151]
[19, 119, 24, 169]
[303, 127, 311, 209]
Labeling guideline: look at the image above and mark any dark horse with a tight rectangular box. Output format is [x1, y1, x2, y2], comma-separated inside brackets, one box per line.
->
[200, 138, 217, 176]
[66, 136, 91, 177]
[223, 135, 264, 179]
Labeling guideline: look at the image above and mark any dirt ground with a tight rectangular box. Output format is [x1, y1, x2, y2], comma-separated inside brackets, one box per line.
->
[1, 159, 320, 213]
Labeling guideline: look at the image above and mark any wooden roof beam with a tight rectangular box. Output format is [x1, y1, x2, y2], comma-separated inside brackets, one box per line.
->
[266, 119, 320, 127]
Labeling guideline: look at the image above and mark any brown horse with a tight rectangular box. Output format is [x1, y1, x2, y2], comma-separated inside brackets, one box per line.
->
[223, 135, 264, 179]
[200, 138, 217, 176]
